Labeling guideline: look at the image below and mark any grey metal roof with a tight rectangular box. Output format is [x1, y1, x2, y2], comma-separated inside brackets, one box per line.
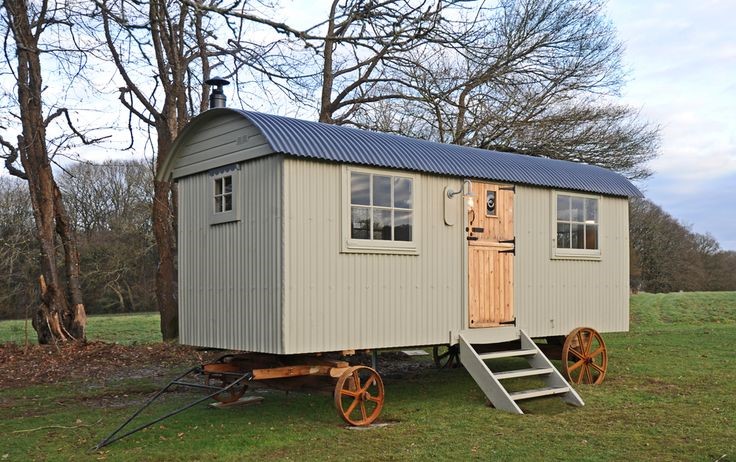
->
[236, 110, 642, 197]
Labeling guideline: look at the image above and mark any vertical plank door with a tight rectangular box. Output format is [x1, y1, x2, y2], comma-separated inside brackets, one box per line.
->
[467, 182, 515, 328]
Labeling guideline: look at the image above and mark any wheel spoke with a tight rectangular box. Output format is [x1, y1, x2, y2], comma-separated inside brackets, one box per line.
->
[360, 401, 368, 421]
[345, 396, 360, 416]
[351, 370, 361, 391]
[575, 364, 585, 384]
[568, 348, 585, 361]
[366, 394, 382, 403]
[359, 376, 376, 394]
[568, 358, 585, 373]
[576, 331, 584, 352]
[589, 346, 605, 359]
[582, 332, 592, 355]
[340, 388, 358, 398]
[585, 365, 593, 384]
[590, 362, 605, 374]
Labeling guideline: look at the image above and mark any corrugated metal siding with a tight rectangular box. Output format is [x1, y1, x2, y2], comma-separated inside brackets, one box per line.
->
[513, 185, 630, 337]
[178, 155, 283, 353]
[238, 110, 642, 198]
[281, 158, 465, 354]
[171, 112, 273, 179]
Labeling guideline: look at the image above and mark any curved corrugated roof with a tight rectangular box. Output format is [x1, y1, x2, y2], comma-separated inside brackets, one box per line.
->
[234, 110, 640, 197]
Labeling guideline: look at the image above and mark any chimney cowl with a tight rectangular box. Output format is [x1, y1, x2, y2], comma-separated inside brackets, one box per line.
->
[205, 77, 230, 109]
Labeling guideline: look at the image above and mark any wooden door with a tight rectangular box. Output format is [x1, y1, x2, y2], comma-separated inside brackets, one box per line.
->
[467, 182, 515, 328]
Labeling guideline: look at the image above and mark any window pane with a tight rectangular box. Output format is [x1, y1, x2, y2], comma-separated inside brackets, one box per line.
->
[556, 222, 570, 248]
[224, 194, 232, 211]
[373, 209, 392, 240]
[570, 197, 584, 222]
[373, 175, 391, 207]
[351, 207, 370, 239]
[394, 177, 412, 209]
[571, 223, 585, 249]
[394, 210, 412, 241]
[215, 196, 223, 213]
[557, 195, 570, 221]
[585, 198, 598, 223]
[224, 176, 232, 194]
[351, 173, 370, 205]
[486, 190, 496, 216]
[585, 224, 598, 250]
[215, 178, 223, 196]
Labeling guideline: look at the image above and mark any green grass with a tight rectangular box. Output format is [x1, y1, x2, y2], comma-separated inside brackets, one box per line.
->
[0, 312, 161, 345]
[1, 292, 735, 461]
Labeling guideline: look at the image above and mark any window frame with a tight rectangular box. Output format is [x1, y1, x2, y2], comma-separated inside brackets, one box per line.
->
[550, 190, 601, 260]
[209, 164, 240, 225]
[341, 165, 419, 255]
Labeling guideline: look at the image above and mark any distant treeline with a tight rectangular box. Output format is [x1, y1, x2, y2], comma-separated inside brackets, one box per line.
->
[629, 198, 736, 293]
[0, 161, 734, 320]
[0, 160, 157, 320]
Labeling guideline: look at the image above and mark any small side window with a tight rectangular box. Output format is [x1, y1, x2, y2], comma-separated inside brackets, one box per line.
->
[209, 164, 240, 225]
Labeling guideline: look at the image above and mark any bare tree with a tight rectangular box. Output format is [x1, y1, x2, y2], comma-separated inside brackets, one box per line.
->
[348, 0, 660, 179]
[0, 177, 35, 320]
[91, 0, 310, 339]
[0, 0, 100, 343]
[60, 160, 156, 314]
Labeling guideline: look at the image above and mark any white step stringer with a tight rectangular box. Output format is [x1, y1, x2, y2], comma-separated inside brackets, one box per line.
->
[458, 330, 584, 414]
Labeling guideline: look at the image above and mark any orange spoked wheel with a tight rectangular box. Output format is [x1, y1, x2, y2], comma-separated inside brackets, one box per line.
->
[562, 327, 608, 385]
[333, 366, 384, 426]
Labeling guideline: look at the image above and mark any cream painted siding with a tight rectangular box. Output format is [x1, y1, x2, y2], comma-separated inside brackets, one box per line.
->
[513, 185, 630, 338]
[178, 156, 283, 353]
[282, 158, 464, 354]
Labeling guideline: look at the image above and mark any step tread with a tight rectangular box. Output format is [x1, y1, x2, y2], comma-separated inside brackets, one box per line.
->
[493, 367, 555, 380]
[509, 386, 569, 401]
[478, 348, 537, 360]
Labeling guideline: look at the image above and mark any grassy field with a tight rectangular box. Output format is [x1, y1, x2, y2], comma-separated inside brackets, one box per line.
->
[0, 312, 161, 345]
[1, 292, 735, 461]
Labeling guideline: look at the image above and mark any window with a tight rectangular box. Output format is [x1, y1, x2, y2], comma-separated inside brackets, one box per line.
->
[209, 164, 240, 225]
[552, 192, 600, 259]
[343, 167, 418, 254]
[214, 175, 233, 213]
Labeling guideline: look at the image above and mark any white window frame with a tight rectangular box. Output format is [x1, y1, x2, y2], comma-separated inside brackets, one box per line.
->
[341, 165, 419, 255]
[209, 164, 240, 225]
[550, 190, 601, 260]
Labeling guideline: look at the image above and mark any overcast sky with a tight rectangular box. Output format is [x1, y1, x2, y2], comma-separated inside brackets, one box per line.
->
[2, 1, 733, 249]
[605, 0, 736, 249]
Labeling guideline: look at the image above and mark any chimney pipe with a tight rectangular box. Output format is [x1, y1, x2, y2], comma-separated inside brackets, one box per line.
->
[205, 77, 230, 109]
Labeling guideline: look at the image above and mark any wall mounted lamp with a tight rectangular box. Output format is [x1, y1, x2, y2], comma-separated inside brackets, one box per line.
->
[447, 179, 476, 210]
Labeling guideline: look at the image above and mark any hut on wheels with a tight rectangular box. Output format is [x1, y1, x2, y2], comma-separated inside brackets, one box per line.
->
[158, 83, 640, 416]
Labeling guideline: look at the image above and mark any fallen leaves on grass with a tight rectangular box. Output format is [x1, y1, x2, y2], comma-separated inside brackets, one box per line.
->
[0, 341, 219, 389]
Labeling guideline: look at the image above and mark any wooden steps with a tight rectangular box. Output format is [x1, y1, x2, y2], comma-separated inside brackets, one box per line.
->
[509, 386, 570, 401]
[493, 367, 554, 380]
[458, 329, 584, 414]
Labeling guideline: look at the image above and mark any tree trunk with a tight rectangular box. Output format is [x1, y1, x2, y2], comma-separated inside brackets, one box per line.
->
[153, 127, 178, 340]
[318, 1, 339, 123]
[5, 0, 87, 343]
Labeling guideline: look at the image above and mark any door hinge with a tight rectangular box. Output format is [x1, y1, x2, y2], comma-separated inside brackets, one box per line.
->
[499, 236, 515, 255]
[499, 185, 515, 192]
[499, 317, 516, 325]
